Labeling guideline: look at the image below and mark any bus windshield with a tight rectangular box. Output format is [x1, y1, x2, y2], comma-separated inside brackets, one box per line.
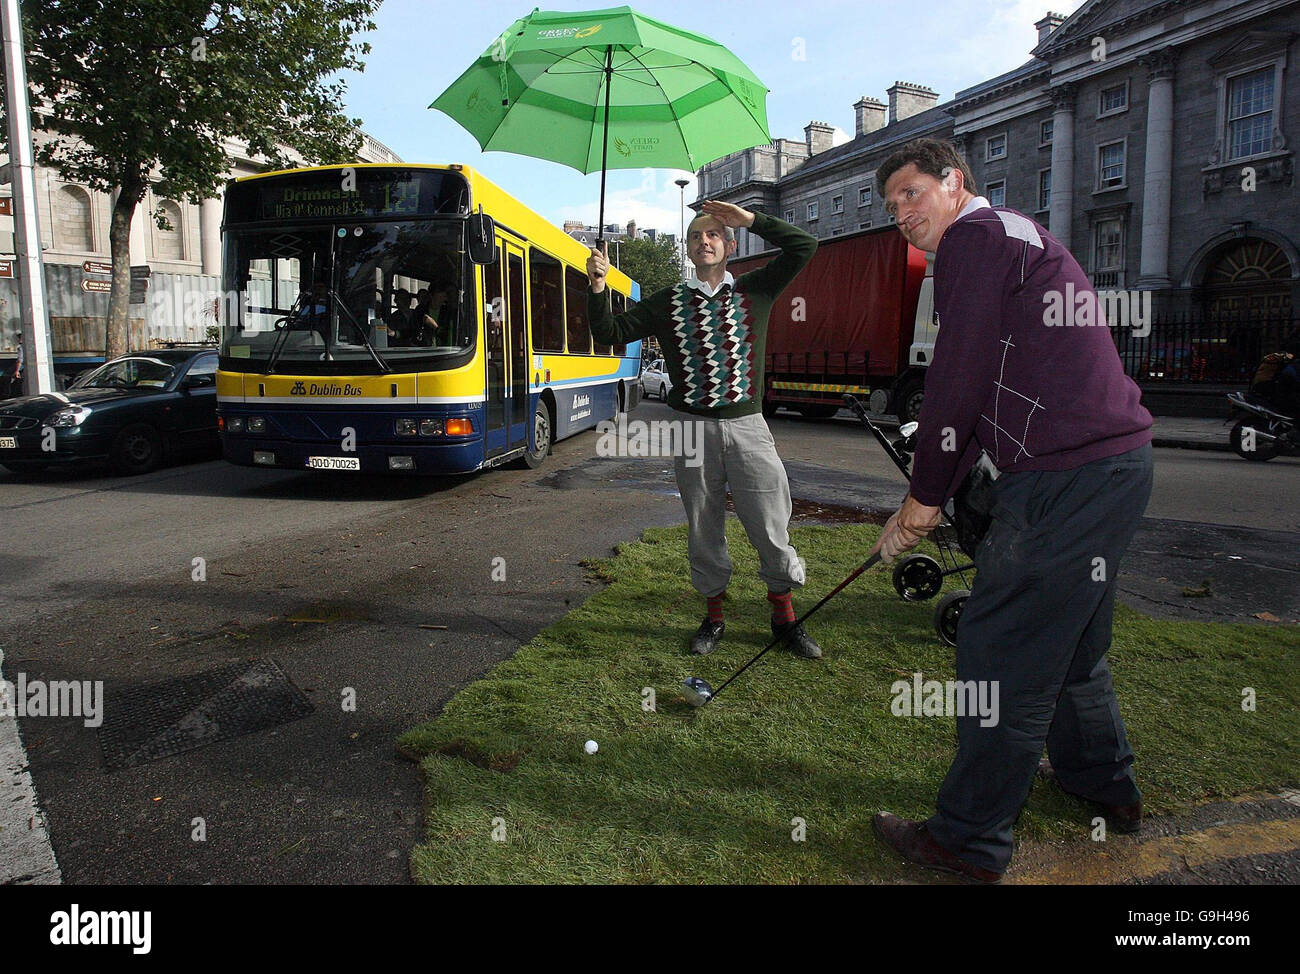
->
[222, 220, 474, 372]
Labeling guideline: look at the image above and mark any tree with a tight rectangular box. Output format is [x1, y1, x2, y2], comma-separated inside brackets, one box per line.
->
[617, 235, 682, 296]
[19, 0, 380, 358]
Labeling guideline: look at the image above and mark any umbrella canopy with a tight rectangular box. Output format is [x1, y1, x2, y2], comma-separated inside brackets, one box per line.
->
[432, 5, 771, 236]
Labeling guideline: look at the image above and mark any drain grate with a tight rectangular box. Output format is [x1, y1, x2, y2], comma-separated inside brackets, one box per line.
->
[97, 659, 314, 771]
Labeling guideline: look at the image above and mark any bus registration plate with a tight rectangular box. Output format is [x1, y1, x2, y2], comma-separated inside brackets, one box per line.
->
[307, 456, 360, 471]
[0, 437, 16, 448]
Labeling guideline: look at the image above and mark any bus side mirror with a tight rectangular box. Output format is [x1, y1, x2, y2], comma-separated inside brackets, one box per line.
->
[468, 213, 497, 264]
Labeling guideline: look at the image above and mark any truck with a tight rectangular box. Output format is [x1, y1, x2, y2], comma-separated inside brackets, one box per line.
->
[728, 224, 936, 422]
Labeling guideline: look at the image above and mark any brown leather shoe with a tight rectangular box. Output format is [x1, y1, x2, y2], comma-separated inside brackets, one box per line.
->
[1097, 800, 1142, 835]
[872, 812, 1003, 884]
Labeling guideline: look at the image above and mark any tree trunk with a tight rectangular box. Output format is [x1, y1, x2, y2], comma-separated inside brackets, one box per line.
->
[106, 182, 143, 360]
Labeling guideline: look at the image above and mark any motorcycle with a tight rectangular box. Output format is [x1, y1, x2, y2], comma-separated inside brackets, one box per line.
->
[1226, 390, 1299, 461]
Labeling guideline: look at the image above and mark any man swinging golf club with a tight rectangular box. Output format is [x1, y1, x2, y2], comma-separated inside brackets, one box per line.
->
[587, 200, 822, 659]
[868, 138, 1153, 883]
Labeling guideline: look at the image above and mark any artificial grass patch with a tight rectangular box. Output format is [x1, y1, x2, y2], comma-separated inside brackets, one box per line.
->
[399, 522, 1300, 884]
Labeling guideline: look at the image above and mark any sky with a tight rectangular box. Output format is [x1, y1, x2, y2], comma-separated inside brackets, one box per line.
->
[338, 0, 1088, 236]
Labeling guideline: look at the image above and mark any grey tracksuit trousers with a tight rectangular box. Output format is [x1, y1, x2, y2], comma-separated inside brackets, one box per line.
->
[925, 444, 1154, 873]
[672, 412, 806, 598]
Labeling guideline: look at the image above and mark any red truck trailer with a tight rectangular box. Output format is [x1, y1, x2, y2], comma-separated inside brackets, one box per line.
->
[729, 224, 935, 422]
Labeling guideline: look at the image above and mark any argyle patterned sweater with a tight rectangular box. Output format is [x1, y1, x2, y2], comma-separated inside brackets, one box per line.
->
[589, 212, 817, 419]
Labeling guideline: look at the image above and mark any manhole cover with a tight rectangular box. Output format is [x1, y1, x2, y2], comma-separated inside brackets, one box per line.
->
[97, 659, 314, 771]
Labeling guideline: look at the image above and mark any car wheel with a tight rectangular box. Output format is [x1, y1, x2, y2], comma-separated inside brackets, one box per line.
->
[659, 382, 668, 401]
[1229, 419, 1278, 461]
[110, 423, 163, 475]
[518, 399, 552, 469]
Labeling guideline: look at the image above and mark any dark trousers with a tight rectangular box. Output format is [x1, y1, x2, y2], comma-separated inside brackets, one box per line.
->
[925, 444, 1153, 872]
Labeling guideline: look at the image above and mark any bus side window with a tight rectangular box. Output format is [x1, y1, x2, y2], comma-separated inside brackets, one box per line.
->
[529, 248, 564, 353]
[483, 257, 503, 351]
[565, 266, 593, 355]
[611, 291, 627, 357]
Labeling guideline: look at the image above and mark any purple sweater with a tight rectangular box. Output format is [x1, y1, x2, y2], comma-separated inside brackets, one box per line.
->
[910, 204, 1152, 507]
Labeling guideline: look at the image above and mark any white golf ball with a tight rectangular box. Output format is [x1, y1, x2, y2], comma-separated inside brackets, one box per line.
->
[584, 739, 598, 755]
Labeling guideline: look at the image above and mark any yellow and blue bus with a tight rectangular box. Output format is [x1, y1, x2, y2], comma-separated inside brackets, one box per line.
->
[216, 163, 641, 473]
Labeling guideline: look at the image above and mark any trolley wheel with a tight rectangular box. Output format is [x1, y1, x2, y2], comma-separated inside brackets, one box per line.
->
[893, 553, 943, 602]
[934, 589, 969, 647]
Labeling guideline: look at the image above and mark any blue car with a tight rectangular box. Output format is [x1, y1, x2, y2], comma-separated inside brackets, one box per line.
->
[0, 346, 219, 476]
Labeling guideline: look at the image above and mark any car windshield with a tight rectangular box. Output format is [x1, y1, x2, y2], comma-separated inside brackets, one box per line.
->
[221, 220, 474, 372]
[71, 357, 180, 389]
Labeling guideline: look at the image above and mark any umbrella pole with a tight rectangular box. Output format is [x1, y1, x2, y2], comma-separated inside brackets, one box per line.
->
[597, 45, 612, 248]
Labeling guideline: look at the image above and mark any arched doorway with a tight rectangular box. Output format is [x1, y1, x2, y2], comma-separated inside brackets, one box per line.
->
[1201, 237, 1292, 316]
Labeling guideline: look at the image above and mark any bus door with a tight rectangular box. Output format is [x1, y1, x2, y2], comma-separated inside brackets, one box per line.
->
[483, 238, 529, 458]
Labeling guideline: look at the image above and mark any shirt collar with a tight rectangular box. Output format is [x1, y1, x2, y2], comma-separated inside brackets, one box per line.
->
[686, 271, 734, 297]
[956, 196, 992, 221]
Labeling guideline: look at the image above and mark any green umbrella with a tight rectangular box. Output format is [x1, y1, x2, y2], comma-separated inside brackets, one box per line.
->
[432, 5, 771, 240]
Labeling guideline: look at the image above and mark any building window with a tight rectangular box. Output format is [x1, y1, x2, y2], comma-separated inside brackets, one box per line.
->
[154, 200, 184, 261]
[986, 180, 1006, 208]
[1097, 140, 1126, 190]
[1098, 81, 1129, 117]
[859, 220, 872, 230]
[832, 227, 844, 235]
[57, 185, 94, 252]
[807, 201, 819, 220]
[1093, 218, 1123, 287]
[831, 195, 843, 214]
[986, 133, 1007, 161]
[1227, 67, 1275, 160]
[784, 209, 795, 223]
[721, 170, 732, 189]
[1037, 169, 1051, 212]
[858, 186, 872, 207]
[1039, 118, 1053, 146]
[887, 212, 896, 224]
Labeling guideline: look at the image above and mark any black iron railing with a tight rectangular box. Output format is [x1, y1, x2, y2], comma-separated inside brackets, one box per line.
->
[1110, 315, 1297, 384]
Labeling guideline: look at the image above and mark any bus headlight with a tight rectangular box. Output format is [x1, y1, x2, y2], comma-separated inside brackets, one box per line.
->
[248, 416, 267, 433]
[225, 416, 245, 433]
[396, 418, 418, 436]
[418, 418, 443, 437]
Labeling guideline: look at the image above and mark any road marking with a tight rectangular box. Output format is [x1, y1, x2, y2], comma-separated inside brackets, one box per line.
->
[0, 646, 62, 884]
[1010, 818, 1300, 885]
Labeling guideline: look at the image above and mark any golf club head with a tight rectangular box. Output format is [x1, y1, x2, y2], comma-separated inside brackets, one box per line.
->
[683, 676, 715, 707]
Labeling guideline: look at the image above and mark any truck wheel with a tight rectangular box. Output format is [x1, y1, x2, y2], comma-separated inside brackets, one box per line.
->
[934, 589, 969, 647]
[517, 399, 552, 469]
[110, 423, 163, 476]
[894, 379, 924, 423]
[1229, 419, 1278, 461]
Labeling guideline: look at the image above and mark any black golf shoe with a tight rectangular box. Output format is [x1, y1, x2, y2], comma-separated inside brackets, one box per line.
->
[690, 619, 725, 655]
[772, 620, 822, 659]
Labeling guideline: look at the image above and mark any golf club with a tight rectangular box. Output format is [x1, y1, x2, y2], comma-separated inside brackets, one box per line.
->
[683, 551, 883, 707]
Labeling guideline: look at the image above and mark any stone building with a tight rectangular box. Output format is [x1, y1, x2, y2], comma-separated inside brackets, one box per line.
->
[700, 0, 1299, 321]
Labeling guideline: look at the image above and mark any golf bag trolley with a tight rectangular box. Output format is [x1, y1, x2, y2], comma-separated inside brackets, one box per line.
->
[843, 395, 988, 647]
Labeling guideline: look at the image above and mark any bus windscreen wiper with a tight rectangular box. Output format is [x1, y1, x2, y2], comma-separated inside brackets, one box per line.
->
[329, 288, 392, 374]
[264, 290, 311, 375]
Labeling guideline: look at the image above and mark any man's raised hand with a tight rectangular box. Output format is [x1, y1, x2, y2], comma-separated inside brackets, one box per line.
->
[699, 199, 755, 229]
[586, 243, 609, 293]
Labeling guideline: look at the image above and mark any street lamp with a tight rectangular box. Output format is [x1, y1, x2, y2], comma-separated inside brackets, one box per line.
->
[675, 177, 690, 281]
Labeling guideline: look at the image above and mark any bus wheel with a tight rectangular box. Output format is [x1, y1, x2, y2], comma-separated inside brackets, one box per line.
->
[520, 399, 552, 469]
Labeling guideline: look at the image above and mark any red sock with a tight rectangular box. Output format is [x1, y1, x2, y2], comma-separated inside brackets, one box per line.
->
[706, 593, 725, 624]
[767, 589, 795, 625]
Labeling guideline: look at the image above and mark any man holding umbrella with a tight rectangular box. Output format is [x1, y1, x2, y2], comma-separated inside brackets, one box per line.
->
[586, 200, 822, 659]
